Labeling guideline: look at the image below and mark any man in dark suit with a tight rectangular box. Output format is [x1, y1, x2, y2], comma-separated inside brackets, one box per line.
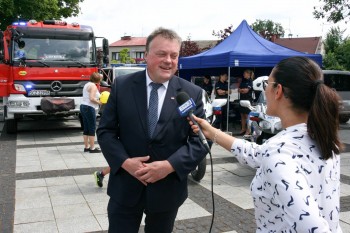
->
[97, 27, 208, 233]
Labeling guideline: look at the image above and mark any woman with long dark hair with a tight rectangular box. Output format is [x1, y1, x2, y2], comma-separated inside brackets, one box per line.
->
[189, 56, 344, 232]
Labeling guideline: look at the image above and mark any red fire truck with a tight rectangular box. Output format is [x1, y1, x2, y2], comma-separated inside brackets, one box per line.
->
[0, 20, 109, 133]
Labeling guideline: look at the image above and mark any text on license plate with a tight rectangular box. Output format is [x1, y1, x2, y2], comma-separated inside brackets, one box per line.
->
[28, 90, 50, 96]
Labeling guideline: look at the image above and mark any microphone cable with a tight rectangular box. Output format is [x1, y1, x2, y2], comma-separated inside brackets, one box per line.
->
[207, 147, 215, 233]
[175, 91, 215, 232]
[197, 137, 214, 233]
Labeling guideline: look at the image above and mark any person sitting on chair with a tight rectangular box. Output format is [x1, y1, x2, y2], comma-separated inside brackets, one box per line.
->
[14, 41, 26, 60]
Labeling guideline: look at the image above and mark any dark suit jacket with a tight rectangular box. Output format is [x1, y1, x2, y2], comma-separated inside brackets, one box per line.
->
[97, 70, 208, 212]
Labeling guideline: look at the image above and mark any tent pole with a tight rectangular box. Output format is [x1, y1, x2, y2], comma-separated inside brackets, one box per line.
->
[226, 67, 230, 133]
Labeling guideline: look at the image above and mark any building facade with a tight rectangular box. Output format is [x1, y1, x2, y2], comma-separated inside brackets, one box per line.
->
[109, 36, 147, 64]
[108, 36, 323, 64]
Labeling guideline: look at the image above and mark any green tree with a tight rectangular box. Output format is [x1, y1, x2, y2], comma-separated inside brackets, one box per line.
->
[334, 38, 350, 70]
[119, 48, 133, 64]
[251, 19, 285, 40]
[322, 26, 350, 70]
[323, 26, 344, 53]
[0, 0, 83, 30]
[323, 51, 344, 70]
[313, 0, 350, 23]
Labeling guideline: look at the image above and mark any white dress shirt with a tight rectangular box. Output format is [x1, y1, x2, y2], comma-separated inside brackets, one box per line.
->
[146, 70, 169, 118]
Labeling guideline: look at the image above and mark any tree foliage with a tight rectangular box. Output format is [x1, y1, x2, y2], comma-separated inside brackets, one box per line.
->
[323, 26, 344, 53]
[212, 19, 285, 45]
[0, 0, 84, 30]
[313, 0, 350, 23]
[180, 36, 201, 57]
[119, 48, 133, 64]
[212, 24, 234, 44]
[334, 38, 350, 70]
[323, 26, 350, 70]
[251, 19, 285, 39]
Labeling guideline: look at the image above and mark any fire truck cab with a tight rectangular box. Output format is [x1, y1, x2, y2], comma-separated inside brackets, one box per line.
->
[0, 20, 109, 133]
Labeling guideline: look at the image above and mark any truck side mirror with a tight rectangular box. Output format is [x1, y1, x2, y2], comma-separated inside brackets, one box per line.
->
[0, 31, 4, 60]
[103, 56, 109, 65]
[102, 38, 109, 55]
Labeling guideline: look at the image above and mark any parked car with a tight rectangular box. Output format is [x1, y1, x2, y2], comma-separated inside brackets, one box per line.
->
[323, 70, 350, 123]
[98, 66, 145, 115]
[100, 66, 145, 86]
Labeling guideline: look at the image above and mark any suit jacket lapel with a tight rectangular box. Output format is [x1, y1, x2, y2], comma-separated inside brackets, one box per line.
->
[132, 72, 148, 137]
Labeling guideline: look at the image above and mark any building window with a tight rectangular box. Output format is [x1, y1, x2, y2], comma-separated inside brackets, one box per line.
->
[135, 52, 144, 59]
[112, 52, 119, 60]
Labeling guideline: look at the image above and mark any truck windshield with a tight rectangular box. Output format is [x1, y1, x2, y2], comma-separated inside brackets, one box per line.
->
[12, 38, 94, 63]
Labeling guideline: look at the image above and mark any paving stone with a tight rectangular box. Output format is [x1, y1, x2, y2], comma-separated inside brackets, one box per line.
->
[2, 119, 350, 232]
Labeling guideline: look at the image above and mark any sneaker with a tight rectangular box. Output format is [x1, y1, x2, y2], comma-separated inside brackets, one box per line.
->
[243, 134, 252, 140]
[84, 148, 90, 152]
[94, 171, 104, 187]
[89, 147, 101, 153]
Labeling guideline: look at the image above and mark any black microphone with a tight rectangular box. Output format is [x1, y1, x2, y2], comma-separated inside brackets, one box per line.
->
[176, 91, 210, 151]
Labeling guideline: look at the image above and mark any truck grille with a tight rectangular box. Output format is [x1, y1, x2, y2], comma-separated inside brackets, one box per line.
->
[16, 80, 88, 97]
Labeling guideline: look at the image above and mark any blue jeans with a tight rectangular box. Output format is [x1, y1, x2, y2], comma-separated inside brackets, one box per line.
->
[80, 104, 96, 136]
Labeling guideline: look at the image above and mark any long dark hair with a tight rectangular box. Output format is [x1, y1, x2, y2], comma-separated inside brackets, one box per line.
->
[272, 56, 344, 159]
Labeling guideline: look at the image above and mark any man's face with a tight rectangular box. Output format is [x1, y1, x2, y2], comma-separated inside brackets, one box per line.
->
[243, 71, 251, 79]
[144, 36, 180, 83]
[220, 74, 228, 82]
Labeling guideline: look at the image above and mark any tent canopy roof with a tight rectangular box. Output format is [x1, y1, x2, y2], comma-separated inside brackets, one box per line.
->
[179, 20, 322, 70]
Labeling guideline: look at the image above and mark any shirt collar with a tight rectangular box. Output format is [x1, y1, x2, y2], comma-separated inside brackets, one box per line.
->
[146, 68, 169, 89]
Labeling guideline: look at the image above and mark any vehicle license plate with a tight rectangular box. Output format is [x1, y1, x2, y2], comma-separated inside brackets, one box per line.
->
[28, 90, 50, 96]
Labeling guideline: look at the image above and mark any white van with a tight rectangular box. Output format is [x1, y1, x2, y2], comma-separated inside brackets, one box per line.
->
[101, 66, 146, 85]
[323, 70, 350, 123]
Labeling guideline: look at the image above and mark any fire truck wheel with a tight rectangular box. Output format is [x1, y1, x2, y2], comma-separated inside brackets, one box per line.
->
[78, 114, 84, 130]
[6, 119, 17, 134]
[339, 115, 350, 124]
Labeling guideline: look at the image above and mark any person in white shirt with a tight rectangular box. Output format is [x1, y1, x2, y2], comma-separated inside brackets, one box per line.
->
[80, 72, 102, 153]
[189, 56, 344, 232]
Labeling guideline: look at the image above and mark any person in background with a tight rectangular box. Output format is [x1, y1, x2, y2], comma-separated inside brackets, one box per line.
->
[238, 69, 254, 136]
[214, 72, 230, 131]
[94, 167, 110, 187]
[201, 75, 213, 97]
[97, 27, 207, 233]
[15, 41, 26, 59]
[80, 72, 102, 153]
[93, 89, 111, 187]
[188, 56, 344, 232]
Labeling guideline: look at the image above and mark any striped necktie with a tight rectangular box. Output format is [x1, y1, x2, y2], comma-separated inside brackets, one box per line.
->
[148, 82, 163, 137]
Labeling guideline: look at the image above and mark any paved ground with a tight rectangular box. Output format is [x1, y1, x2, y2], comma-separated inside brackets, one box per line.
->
[1, 117, 350, 233]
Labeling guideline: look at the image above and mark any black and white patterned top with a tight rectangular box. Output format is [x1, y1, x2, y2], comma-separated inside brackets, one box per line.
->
[231, 123, 342, 232]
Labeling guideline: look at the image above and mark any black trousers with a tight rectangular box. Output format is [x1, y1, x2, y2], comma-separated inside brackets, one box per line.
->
[213, 103, 228, 131]
[107, 197, 178, 233]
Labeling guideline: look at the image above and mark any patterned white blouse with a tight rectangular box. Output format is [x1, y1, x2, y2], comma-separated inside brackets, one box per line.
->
[231, 123, 342, 232]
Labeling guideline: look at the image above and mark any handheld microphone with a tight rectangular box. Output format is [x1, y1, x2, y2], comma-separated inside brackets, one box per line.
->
[176, 91, 210, 152]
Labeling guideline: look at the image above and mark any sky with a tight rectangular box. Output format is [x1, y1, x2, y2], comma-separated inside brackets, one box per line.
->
[66, 0, 348, 44]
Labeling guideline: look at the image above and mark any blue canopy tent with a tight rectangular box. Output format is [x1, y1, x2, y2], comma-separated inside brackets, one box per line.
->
[178, 20, 322, 132]
[179, 19, 322, 74]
